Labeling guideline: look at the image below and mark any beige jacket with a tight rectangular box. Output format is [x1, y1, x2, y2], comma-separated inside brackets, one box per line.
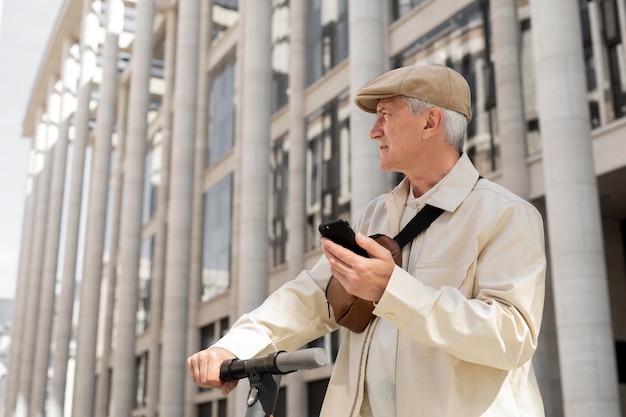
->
[214, 154, 546, 416]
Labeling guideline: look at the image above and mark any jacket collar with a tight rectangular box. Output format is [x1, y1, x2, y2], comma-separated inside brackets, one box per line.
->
[385, 153, 480, 217]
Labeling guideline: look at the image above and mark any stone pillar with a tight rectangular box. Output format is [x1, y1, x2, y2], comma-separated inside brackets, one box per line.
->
[530, 0, 621, 415]
[4, 110, 44, 417]
[237, 0, 272, 313]
[30, 72, 69, 417]
[16, 84, 56, 417]
[68, 1, 101, 415]
[490, 0, 529, 197]
[184, 0, 210, 414]
[232, 2, 272, 415]
[348, 0, 389, 218]
[72, 0, 123, 415]
[159, 0, 200, 414]
[48, 42, 80, 417]
[287, 1, 308, 415]
[90, 3, 125, 416]
[108, 0, 155, 416]
[145, 2, 176, 416]
[4, 169, 33, 417]
[93, 82, 129, 417]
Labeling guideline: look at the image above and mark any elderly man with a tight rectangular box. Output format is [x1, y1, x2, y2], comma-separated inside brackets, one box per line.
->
[188, 64, 546, 417]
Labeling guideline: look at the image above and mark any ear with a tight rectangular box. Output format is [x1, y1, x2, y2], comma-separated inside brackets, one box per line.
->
[422, 107, 444, 138]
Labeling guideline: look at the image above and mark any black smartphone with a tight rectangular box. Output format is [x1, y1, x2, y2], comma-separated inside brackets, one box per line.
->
[318, 219, 368, 257]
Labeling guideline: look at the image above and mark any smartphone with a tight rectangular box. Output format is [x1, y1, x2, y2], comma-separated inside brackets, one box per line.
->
[318, 219, 368, 257]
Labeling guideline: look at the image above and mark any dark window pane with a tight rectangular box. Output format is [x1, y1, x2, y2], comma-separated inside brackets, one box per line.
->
[305, 0, 349, 85]
[307, 379, 329, 417]
[208, 60, 236, 166]
[201, 174, 233, 301]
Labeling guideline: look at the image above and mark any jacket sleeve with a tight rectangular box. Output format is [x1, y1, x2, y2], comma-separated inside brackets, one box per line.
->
[372, 200, 546, 371]
[212, 256, 338, 359]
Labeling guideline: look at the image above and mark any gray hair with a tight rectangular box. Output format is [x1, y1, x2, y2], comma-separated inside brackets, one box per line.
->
[403, 96, 467, 154]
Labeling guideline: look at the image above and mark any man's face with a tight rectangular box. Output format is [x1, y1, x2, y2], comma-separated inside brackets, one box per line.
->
[370, 96, 427, 174]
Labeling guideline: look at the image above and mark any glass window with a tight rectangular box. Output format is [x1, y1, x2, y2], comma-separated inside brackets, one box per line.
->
[217, 399, 227, 417]
[212, 0, 240, 43]
[198, 402, 213, 417]
[142, 130, 163, 224]
[274, 387, 287, 417]
[307, 379, 329, 417]
[270, 136, 289, 267]
[208, 59, 237, 166]
[134, 352, 149, 408]
[597, 0, 626, 121]
[305, 91, 351, 249]
[103, 183, 116, 261]
[272, 0, 290, 113]
[305, 0, 349, 86]
[136, 237, 154, 334]
[390, 0, 428, 21]
[201, 174, 233, 301]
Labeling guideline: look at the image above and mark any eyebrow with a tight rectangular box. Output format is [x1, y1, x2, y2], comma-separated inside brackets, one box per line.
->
[376, 104, 390, 114]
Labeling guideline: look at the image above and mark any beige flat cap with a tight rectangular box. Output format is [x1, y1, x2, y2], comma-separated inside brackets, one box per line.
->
[354, 64, 472, 121]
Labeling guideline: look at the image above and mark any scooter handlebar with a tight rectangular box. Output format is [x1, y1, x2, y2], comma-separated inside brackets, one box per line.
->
[220, 347, 328, 381]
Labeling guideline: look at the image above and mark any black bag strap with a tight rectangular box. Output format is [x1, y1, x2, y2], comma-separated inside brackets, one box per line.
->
[393, 204, 444, 249]
[393, 175, 483, 248]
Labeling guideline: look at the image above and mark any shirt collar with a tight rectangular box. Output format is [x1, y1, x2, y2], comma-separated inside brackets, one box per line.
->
[388, 153, 480, 214]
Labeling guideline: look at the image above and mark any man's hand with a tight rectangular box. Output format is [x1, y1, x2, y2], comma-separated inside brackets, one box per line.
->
[187, 347, 238, 395]
[321, 232, 395, 302]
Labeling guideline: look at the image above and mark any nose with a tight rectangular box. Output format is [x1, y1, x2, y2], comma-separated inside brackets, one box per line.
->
[370, 117, 383, 139]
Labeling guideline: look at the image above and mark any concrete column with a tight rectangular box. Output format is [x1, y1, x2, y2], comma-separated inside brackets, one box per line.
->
[3, 176, 33, 417]
[49, 39, 81, 417]
[41, 39, 78, 417]
[108, 0, 156, 416]
[71, 0, 123, 416]
[287, 1, 308, 415]
[530, 0, 621, 415]
[237, 0, 272, 313]
[30, 45, 76, 416]
[145, 3, 177, 416]
[16, 83, 57, 417]
[93, 82, 129, 417]
[159, 0, 200, 414]
[348, 0, 389, 218]
[232, 2, 272, 415]
[184, 1, 212, 415]
[90, 4, 125, 416]
[533, 238, 564, 417]
[4, 114, 43, 417]
[490, 0, 529, 197]
[68, 1, 101, 415]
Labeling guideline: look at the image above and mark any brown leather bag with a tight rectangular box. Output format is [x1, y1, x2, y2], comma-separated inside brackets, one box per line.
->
[324, 205, 444, 333]
[325, 234, 402, 333]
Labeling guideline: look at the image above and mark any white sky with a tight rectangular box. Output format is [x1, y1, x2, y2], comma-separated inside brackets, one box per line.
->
[0, 0, 65, 298]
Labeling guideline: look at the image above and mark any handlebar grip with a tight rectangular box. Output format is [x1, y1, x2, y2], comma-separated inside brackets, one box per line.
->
[220, 348, 327, 381]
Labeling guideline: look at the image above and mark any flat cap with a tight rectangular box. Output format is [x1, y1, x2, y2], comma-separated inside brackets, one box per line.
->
[354, 64, 472, 121]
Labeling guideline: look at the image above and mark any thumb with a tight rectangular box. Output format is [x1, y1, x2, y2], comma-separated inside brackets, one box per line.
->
[355, 233, 394, 261]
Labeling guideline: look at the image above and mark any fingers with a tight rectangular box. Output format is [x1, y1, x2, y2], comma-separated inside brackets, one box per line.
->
[322, 234, 394, 302]
[187, 347, 238, 394]
[221, 380, 238, 395]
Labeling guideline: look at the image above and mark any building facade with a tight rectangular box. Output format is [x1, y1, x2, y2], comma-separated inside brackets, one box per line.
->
[4, 0, 626, 416]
